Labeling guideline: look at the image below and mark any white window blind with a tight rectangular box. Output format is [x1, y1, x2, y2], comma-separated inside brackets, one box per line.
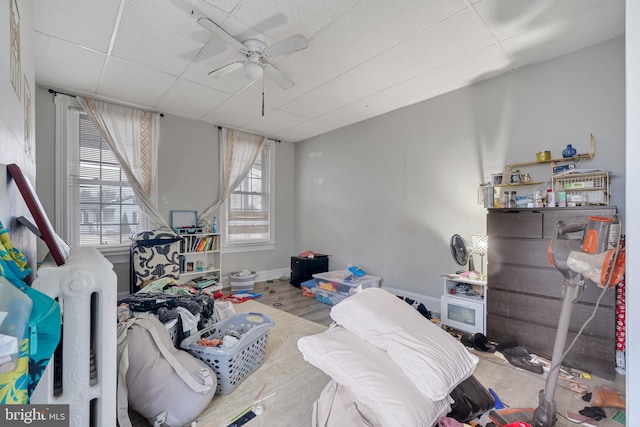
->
[74, 113, 138, 246]
[226, 141, 273, 245]
[65, 112, 141, 246]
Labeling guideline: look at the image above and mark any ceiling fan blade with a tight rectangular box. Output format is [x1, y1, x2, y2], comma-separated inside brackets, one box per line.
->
[263, 34, 308, 57]
[264, 63, 294, 89]
[208, 61, 244, 77]
[197, 17, 245, 52]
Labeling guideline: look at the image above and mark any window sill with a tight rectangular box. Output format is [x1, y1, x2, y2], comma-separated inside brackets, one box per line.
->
[223, 242, 275, 254]
[93, 245, 130, 264]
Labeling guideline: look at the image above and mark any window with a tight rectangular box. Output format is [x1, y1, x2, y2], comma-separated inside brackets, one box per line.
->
[223, 140, 275, 250]
[55, 95, 142, 248]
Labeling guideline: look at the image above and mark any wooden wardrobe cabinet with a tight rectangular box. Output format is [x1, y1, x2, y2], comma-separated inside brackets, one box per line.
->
[486, 207, 618, 380]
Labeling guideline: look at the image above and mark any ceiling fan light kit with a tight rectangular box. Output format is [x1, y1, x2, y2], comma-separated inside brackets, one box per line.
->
[197, 16, 308, 88]
[244, 58, 264, 81]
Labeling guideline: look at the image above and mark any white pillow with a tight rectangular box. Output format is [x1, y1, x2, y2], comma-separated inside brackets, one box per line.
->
[298, 326, 450, 427]
[330, 287, 478, 401]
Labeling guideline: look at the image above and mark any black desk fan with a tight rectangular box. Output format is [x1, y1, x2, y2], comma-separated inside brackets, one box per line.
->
[450, 234, 475, 273]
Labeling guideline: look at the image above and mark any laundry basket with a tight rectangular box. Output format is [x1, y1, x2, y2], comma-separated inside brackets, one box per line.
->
[180, 312, 274, 394]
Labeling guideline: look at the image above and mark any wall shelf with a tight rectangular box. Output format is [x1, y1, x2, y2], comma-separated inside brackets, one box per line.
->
[503, 133, 595, 178]
[479, 134, 597, 207]
[494, 181, 546, 188]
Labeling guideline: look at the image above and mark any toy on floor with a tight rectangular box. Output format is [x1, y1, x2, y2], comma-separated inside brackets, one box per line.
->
[489, 388, 505, 409]
[220, 291, 262, 304]
[345, 265, 366, 283]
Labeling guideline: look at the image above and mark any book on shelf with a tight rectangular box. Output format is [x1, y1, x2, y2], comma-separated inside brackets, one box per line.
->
[190, 277, 218, 289]
[190, 236, 199, 251]
[181, 234, 217, 253]
[205, 236, 216, 251]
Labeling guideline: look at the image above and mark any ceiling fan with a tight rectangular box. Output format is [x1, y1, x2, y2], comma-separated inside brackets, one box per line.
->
[197, 17, 308, 90]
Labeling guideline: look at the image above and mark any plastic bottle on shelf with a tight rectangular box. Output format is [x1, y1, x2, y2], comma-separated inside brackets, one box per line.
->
[212, 217, 218, 233]
[546, 188, 556, 207]
[557, 191, 567, 207]
[534, 190, 544, 208]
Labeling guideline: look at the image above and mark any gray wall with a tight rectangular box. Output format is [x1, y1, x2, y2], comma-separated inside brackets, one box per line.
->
[34, 95, 297, 294]
[295, 37, 625, 299]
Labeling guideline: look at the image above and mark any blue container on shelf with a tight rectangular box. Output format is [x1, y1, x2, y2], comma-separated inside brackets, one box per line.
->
[562, 144, 577, 158]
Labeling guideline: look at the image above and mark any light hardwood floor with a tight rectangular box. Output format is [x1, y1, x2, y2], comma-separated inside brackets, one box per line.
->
[252, 278, 333, 326]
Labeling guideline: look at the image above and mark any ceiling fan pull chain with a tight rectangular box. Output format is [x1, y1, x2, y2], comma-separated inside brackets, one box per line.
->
[262, 79, 265, 117]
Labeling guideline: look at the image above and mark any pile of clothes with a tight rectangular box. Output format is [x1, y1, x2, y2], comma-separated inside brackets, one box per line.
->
[118, 278, 217, 347]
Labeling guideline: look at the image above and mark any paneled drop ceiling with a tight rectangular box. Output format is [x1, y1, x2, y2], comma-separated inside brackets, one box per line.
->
[34, 0, 624, 142]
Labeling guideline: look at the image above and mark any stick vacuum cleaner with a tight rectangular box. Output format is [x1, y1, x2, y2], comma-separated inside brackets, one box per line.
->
[493, 215, 625, 427]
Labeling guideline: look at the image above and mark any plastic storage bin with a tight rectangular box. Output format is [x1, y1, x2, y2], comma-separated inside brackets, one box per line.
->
[315, 289, 349, 306]
[300, 279, 318, 297]
[313, 270, 381, 296]
[180, 312, 273, 394]
[312, 270, 381, 306]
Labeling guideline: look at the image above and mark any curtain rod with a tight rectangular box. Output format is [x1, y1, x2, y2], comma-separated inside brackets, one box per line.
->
[217, 125, 281, 143]
[47, 88, 165, 117]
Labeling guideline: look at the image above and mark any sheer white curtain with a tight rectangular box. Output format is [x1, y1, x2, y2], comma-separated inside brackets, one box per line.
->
[78, 97, 170, 229]
[198, 127, 265, 227]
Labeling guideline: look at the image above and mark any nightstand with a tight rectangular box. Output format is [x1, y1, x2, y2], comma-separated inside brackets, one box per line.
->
[440, 274, 487, 335]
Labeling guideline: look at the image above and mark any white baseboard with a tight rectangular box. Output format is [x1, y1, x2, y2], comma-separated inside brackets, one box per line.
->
[220, 267, 290, 289]
[381, 286, 441, 316]
[255, 267, 290, 283]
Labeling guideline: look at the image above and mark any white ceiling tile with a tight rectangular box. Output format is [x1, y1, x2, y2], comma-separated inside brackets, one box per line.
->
[500, 2, 625, 67]
[276, 120, 336, 142]
[201, 0, 242, 14]
[97, 57, 177, 108]
[346, 8, 497, 90]
[33, 0, 625, 142]
[231, 0, 359, 40]
[279, 75, 377, 119]
[316, 0, 469, 69]
[235, 0, 470, 108]
[383, 45, 515, 107]
[110, 0, 207, 76]
[315, 93, 403, 128]
[202, 95, 271, 128]
[34, 0, 119, 53]
[155, 79, 230, 119]
[474, 0, 622, 42]
[236, 53, 344, 108]
[242, 109, 307, 137]
[34, 34, 106, 95]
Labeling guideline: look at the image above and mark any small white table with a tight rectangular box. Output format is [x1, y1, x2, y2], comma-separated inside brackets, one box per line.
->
[440, 274, 487, 335]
